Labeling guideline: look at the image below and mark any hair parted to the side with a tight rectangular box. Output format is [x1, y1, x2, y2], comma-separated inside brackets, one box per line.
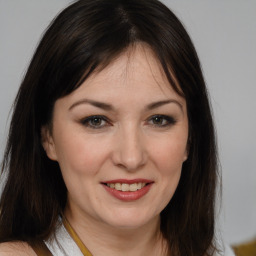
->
[0, 0, 219, 255]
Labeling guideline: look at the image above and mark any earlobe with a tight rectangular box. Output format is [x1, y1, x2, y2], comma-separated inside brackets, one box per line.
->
[183, 143, 190, 162]
[183, 136, 191, 162]
[41, 126, 58, 161]
[183, 151, 188, 162]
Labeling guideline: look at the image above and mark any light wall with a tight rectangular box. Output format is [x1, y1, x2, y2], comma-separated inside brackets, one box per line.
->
[162, 0, 256, 244]
[0, 0, 255, 245]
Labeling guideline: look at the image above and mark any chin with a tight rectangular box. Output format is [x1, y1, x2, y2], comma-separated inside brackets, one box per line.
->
[100, 209, 159, 230]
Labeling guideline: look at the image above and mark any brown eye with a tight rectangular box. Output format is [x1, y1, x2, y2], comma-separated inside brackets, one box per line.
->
[148, 115, 176, 127]
[81, 115, 109, 129]
[90, 117, 103, 126]
[152, 116, 165, 125]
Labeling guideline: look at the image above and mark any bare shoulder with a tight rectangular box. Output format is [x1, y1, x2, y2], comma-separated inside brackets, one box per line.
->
[0, 241, 36, 256]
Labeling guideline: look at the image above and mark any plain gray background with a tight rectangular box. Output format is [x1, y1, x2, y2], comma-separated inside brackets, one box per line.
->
[0, 0, 255, 245]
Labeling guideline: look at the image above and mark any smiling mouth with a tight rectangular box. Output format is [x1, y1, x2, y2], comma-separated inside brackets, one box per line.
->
[101, 179, 153, 192]
[101, 180, 153, 201]
[105, 182, 147, 192]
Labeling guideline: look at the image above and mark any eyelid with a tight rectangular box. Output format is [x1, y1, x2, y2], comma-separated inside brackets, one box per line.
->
[80, 115, 111, 129]
[146, 114, 177, 127]
[79, 114, 177, 129]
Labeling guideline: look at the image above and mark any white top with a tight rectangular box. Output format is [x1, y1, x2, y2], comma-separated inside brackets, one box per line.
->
[224, 245, 236, 256]
[44, 221, 235, 256]
[45, 223, 84, 256]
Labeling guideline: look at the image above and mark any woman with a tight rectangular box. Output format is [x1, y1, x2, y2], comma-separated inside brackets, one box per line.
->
[0, 0, 234, 255]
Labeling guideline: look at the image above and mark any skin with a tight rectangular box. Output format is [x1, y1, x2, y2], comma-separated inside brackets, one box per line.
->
[0, 242, 36, 256]
[41, 44, 189, 256]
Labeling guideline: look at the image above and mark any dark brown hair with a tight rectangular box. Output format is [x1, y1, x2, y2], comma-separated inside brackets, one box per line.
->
[0, 0, 218, 255]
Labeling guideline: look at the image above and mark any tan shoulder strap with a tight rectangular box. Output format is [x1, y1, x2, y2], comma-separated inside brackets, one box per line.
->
[63, 217, 93, 256]
[29, 240, 53, 256]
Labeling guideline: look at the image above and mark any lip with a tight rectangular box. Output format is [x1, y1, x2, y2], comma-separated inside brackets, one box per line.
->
[102, 179, 153, 184]
[101, 179, 154, 201]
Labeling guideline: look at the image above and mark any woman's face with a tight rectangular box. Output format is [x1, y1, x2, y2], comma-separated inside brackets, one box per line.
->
[43, 45, 188, 230]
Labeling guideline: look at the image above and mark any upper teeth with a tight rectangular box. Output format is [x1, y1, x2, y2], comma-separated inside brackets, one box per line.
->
[107, 183, 146, 192]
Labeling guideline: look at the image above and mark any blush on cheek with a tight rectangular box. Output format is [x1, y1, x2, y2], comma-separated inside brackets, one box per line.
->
[157, 150, 185, 171]
[67, 146, 107, 176]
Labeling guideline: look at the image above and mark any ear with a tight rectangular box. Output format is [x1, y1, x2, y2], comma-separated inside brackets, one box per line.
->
[183, 149, 188, 162]
[183, 136, 191, 162]
[41, 126, 58, 161]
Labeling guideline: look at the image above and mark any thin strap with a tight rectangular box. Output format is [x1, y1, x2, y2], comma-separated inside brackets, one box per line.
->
[63, 217, 93, 256]
[29, 240, 53, 256]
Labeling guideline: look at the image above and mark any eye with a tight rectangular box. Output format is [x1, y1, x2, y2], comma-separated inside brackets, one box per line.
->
[148, 115, 176, 127]
[81, 115, 110, 129]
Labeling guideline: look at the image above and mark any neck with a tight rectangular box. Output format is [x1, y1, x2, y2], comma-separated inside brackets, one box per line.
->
[64, 206, 168, 256]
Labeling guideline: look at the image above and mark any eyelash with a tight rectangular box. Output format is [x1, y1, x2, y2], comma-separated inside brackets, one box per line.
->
[148, 115, 177, 127]
[80, 115, 110, 129]
[80, 114, 176, 129]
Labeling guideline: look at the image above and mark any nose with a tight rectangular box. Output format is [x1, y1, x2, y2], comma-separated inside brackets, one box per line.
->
[112, 126, 147, 171]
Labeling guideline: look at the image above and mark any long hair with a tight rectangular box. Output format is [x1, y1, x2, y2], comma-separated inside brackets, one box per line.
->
[0, 0, 218, 255]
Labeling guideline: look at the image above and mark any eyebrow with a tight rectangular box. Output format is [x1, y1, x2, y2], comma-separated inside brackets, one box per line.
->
[69, 99, 114, 111]
[145, 99, 183, 112]
[69, 99, 183, 112]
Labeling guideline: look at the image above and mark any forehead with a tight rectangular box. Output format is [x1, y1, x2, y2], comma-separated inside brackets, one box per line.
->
[59, 44, 185, 106]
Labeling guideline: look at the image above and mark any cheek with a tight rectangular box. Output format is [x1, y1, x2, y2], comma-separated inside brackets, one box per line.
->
[54, 131, 109, 177]
[151, 134, 187, 201]
[156, 143, 185, 204]
[152, 136, 187, 173]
